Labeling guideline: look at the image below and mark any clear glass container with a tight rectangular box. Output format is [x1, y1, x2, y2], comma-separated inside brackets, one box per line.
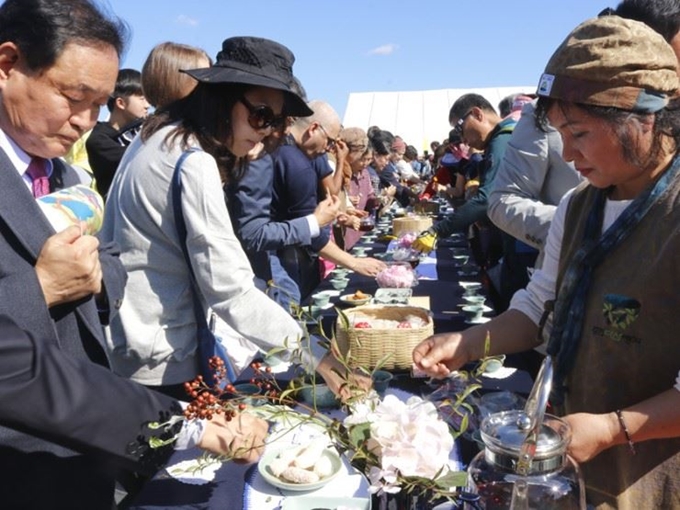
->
[465, 410, 585, 509]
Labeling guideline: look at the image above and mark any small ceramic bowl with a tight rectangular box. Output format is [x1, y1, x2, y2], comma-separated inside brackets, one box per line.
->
[303, 305, 323, 321]
[462, 304, 485, 320]
[371, 370, 393, 396]
[259, 447, 342, 492]
[462, 294, 486, 305]
[298, 383, 340, 409]
[231, 383, 263, 406]
[311, 292, 331, 307]
[459, 281, 482, 292]
[329, 278, 349, 290]
[330, 268, 351, 279]
[453, 254, 470, 266]
[482, 355, 507, 373]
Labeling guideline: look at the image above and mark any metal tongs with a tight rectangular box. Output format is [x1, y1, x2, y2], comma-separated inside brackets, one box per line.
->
[515, 356, 553, 476]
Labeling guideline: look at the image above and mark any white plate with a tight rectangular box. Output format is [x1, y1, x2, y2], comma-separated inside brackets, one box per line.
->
[257, 447, 342, 492]
[322, 290, 341, 297]
[281, 496, 371, 510]
[459, 281, 482, 290]
[339, 293, 372, 306]
[465, 316, 491, 325]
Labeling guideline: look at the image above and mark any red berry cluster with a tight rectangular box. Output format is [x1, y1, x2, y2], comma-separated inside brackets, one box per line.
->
[181, 357, 287, 421]
[248, 361, 279, 401]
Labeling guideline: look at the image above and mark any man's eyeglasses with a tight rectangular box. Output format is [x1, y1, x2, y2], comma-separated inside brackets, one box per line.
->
[454, 110, 473, 136]
[239, 96, 286, 130]
[318, 123, 338, 151]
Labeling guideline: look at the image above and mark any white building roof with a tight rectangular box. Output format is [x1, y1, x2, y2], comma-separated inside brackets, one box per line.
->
[342, 86, 534, 152]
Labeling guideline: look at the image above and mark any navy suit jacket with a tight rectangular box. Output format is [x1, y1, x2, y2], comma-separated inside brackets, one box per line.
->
[0, 150, 179, 505]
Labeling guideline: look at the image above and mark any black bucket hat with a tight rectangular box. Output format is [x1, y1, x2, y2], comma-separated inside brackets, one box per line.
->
[182, 36, 313, 117]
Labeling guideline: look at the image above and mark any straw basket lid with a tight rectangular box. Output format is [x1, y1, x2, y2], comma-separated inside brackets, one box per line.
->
[335, 305, 433, 370]
[392, 216, 433, 237]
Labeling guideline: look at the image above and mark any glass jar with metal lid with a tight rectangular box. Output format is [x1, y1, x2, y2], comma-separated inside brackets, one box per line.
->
[464, 358, 586, 509]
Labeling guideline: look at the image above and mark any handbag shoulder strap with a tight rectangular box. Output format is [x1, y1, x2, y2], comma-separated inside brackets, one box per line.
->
[171, 148, 209, 331]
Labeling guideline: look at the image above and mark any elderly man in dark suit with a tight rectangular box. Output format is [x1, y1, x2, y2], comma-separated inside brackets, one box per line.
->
[0, 1, 267, 507]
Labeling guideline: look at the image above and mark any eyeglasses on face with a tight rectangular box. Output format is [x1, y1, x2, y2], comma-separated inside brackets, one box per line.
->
[317, 123, 338, 151]
[454, 110, 474, 136]
[239, 96, 287, 130]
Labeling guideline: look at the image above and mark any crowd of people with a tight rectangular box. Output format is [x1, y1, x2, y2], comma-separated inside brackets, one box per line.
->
[0, 0, 677, 508]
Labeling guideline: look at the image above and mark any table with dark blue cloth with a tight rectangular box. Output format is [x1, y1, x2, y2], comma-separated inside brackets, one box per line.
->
[127, 233, 533, 510]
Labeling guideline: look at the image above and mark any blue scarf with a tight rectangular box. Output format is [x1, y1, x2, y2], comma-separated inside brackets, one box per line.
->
[547, 154, 680, 404]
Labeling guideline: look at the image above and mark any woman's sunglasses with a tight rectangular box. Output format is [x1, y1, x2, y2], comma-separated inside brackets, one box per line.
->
[239, 96, 287, 130]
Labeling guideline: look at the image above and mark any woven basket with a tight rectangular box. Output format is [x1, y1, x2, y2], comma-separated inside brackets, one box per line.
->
[392, 216, 433, 237]
[335, 305, 433, 370]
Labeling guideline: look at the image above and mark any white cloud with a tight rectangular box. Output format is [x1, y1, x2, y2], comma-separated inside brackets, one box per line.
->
[367, 44, 398, 56]
[176, 14, 199, 27]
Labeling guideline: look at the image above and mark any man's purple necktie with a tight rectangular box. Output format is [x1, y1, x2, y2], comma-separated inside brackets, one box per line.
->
[26, 157, 49, 198]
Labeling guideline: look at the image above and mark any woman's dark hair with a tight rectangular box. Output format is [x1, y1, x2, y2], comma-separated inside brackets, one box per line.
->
[535, 96, 680, 169]
[142, 82, 250, 182]
[614, 0, 680, 43]
[0, 0, 128, 71]
[368, 129, 395, 156]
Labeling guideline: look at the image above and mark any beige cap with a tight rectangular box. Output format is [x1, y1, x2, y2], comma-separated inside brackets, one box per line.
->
[536, 15, 680, 112]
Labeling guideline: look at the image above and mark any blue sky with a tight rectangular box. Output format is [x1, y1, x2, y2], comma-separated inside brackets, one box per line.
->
[109, 0, 604, 119]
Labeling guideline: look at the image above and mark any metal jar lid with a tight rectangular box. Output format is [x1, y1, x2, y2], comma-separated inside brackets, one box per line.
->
[480, 410, 570, 474]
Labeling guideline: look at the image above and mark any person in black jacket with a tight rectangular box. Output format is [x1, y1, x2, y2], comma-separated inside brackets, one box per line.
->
[86, 68, 150, 198]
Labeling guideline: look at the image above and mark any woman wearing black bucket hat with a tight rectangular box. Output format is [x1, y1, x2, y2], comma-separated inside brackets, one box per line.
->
[414, 15, 680, 509]
[101, 37, 352, 402]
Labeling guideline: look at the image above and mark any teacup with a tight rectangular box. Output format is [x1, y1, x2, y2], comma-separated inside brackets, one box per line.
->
[298, 383, 339, 409]
[462, 294, 486, 305]
[312, 292, 331, 307]
[460, 281, 482, 296]
[330, 277, 349, 290]
[482, 355, 507, 374]
[304, 304, 323, 320]
[231, 383, 263, 406]
[453, 254, 470, 266]
[331, 268, 351, 278]
[353, 247, 367, 257]
[462, 304, 485, 321]
[371, 370, 393, 396]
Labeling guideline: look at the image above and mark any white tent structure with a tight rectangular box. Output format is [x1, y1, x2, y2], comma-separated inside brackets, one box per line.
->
[342, 86, 534, 152]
